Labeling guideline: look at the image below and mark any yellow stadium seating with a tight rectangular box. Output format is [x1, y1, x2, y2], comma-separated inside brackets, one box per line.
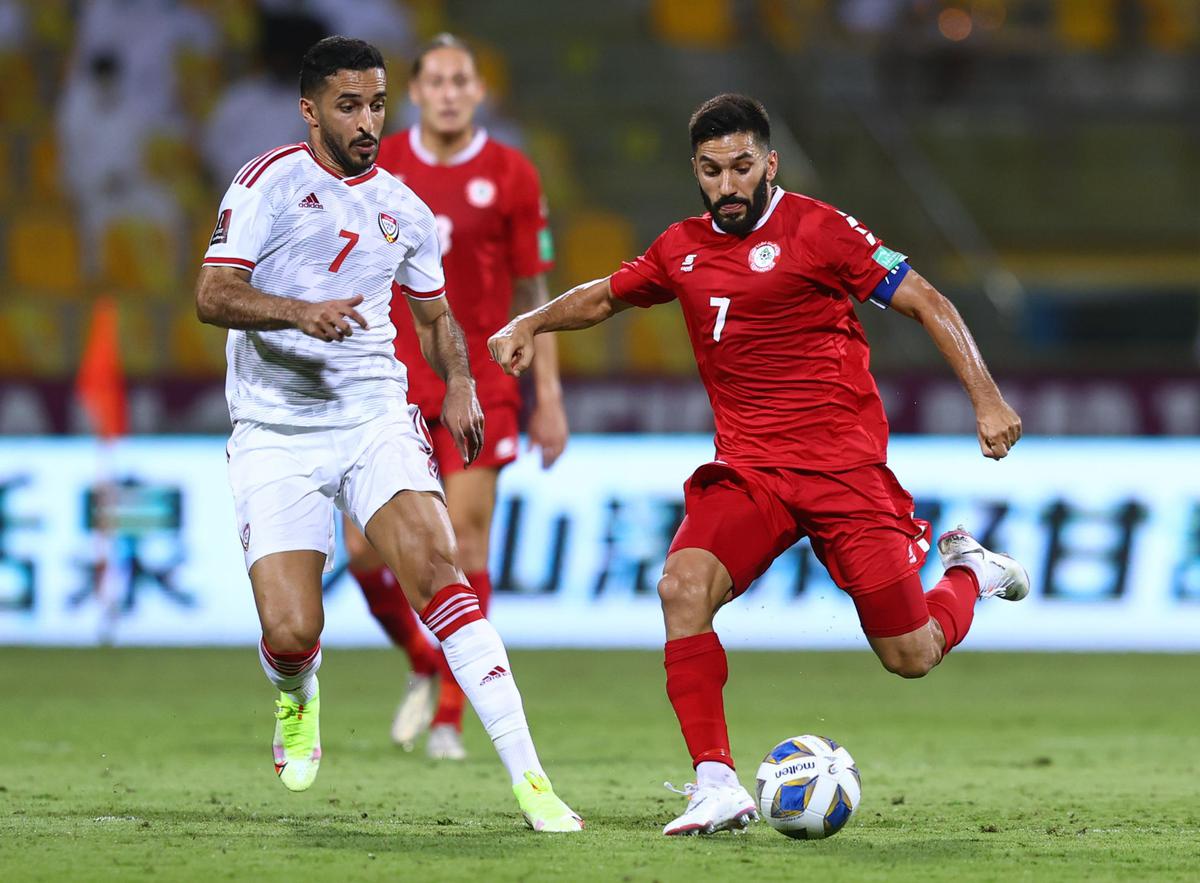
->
[627, 305, 694, 375]
[556, 210, 638, 374]
[1056, 0, 1117, 50]
[0, 299, 70, 374]
[561, 210, 635, 285]
[6, 214, 83, 294]
[0, 53, 37, 128]
[100, 220, 178, 293]
[170, 304, 228, 376]
[651, 0, 736, 48]
[0, 136, 9, 205]
[28, 136, 63, 203]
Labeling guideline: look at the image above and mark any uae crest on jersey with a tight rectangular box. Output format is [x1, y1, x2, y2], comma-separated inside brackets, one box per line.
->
[749, 241, 781, 273]
[378, 211, 399, 243]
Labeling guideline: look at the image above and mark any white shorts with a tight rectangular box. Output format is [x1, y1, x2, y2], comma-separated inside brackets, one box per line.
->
[226, 406, 443, 573]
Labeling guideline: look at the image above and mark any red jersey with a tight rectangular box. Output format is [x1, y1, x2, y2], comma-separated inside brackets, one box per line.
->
[610, 188, 907, 472]
[376, 126, 553, 417]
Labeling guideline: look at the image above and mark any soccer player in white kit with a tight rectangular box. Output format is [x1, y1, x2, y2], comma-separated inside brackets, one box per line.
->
[194, 36, 582, 832]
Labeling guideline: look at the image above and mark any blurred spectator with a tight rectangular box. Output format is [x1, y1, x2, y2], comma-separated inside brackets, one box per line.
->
[259, 0, 413, 56]
[836, 0, 908, 36]
[202, 12, 327, 187]
[69, 0, 218, 119]
[55, 51, 182, 273]
[0, 0, 26, 49]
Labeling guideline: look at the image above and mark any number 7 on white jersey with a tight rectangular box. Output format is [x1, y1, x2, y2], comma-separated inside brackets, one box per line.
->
[709, 296, 730, 342]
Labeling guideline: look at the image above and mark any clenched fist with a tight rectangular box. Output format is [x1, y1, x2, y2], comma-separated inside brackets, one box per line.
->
[976, 398, 1022, 460]
[488, 318, 536, 377]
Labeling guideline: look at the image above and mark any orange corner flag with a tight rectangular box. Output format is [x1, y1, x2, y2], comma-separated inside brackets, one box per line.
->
[76, 297, 128, 438]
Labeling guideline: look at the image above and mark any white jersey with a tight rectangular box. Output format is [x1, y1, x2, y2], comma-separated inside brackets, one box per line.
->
[203, 142, 445, 427]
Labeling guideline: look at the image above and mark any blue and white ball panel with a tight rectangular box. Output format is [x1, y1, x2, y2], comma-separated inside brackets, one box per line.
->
[755, 735, 861, 839]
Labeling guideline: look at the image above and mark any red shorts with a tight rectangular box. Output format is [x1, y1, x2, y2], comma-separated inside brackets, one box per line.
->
[426, 402, 520, 476]
[668, 462, 932, 638]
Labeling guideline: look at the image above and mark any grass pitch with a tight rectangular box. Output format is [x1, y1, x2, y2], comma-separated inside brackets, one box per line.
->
[1, 648, 1197, 882]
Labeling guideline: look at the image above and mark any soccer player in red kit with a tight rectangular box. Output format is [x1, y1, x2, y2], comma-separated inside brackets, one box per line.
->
[489, 94, 1029, 835]
[343, 34, 568, 761]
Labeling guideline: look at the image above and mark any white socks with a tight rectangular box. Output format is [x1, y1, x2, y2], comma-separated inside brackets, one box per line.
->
[440, 619, 544, 784]
[258, 639, 321, 705]
[697, 760, 741, 789]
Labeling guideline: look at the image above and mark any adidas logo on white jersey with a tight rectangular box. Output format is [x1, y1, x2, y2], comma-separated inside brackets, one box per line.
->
[298, 192, 324, 210]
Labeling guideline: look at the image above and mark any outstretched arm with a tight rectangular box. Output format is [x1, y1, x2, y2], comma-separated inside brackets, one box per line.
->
[489, 276, 630, 377]
[889, 269, 1021, 459]
[195, 266, 368, 341]
[408, 295, 484, 465]
[511, 273, 568, 467]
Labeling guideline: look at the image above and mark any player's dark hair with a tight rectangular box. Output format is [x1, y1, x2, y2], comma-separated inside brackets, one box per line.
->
[689, 93, 771, 153]
[299, 36, 385, 97]
[410, 32, 478, 78]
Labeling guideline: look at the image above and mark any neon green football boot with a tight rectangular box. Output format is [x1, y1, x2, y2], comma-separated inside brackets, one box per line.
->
[513, 771, 583, 832]
[272, 680, 321, 792]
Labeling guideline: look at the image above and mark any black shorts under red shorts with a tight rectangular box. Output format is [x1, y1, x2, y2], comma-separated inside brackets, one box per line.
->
[426, 402, 520, 476]
[668, 461, 932, 638]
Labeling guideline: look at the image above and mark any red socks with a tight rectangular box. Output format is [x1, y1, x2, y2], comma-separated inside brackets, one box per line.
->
[469, 570, 492, 617]
[925, 567, 979, 653]
[664, 631, 734, 769]
[352, 565, 439, 676]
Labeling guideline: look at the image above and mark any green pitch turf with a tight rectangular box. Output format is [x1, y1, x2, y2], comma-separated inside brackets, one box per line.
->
[1, 648, 1197, 882]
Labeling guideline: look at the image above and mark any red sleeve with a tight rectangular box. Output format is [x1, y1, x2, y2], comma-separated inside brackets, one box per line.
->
[375, 131, 407, 175]
[506, 151, 553, 278]
[802, 202, 900, 302]
[609, 230, 676, 307]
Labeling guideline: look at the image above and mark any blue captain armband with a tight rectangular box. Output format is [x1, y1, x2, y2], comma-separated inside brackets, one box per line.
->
[868, 260, 911, 309]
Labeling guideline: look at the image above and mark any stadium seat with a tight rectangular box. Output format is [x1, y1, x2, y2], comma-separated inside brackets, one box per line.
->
[558, 210, 638, 375]
[170, 303, 227, 375]
[6, 214, 83, 294]
[28, 0, 74, 49]
[112, 297, 158, 376]
[28, 135, 63, 203]
[0, 298, 72, 374]
[561, 209, 635, 285]
[100, 220, 178, 293]
[176, 48, 224, 122]
[651, 0, 736, 48]
[0, 53, 37, 127]
[471, 39, 511, 105]
[1142, 0, 1198, 50]
[1056, 0, 1117, 50]
[0, 136, 9, 204]
[627, 307, 693, 375]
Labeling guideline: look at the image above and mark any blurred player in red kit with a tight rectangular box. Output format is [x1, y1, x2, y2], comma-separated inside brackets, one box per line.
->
[343, 34, 568, 761]
[490, 94, 1029, 835]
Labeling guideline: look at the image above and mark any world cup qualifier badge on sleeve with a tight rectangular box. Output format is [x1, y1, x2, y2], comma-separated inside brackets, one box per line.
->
[210, 208, 232, 246]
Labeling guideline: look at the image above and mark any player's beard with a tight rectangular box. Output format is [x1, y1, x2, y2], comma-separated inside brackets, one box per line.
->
[702, 172, 770, 237]
[324, 130, 378, 176]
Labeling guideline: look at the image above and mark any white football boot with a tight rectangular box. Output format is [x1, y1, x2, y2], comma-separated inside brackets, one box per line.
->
[937, 527, 1030, 601]
[390, 672, 436, 750]
[662, 781, 758, 836]
[426, 723, 467, 761]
